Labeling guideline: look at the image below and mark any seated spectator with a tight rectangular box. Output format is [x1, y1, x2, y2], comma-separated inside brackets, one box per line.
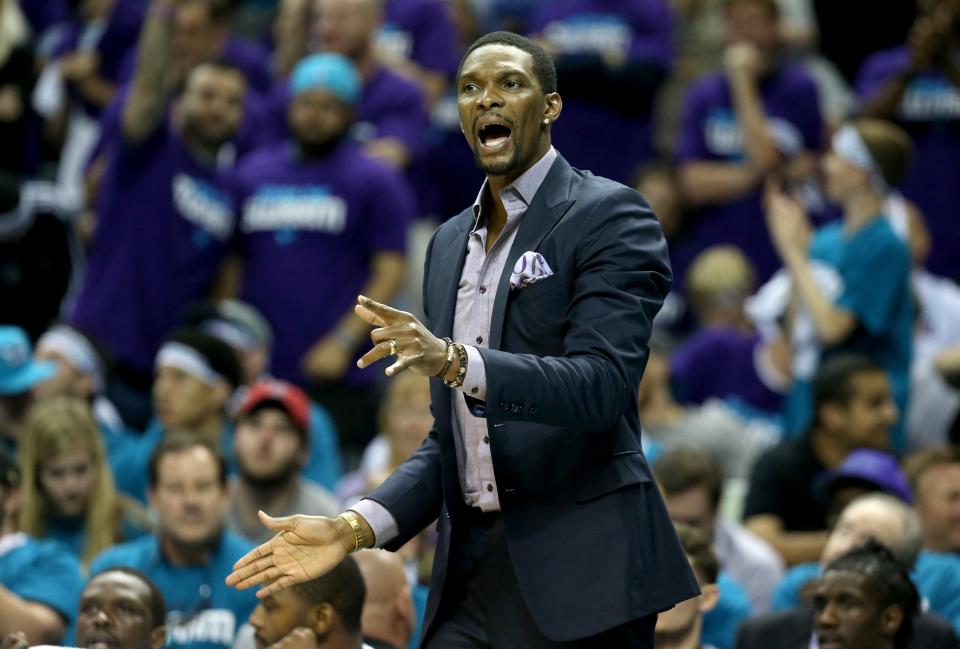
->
[743, 355, 897, 565]
[735, 539, 956, 649]
[655, 448, 784, 615]
[0, 446, 83, 644]
[353, 550, 415, 649]
[247, 556, 369, 649]
[340, 373, 432, 503]
[110, 328, 242, 502]
[183, 300, 343, 490]
[671, 246, 786, 418]
[227, 379, 339, 544]
[34, 324, 125, 434]
[764, 119, 913, 448]
[66, 0, 248, 429]
[639, 346, 778, 482]
[855, 0, 960, 282]
[0, 178, 73, 341]
[227, 53, 412, 462]
[771, 493, 960, 634]
[0, 326, 55, 451]
[675, 0, 822, 286]
[655, 523, 721, 649]
[17, 397, 150, 568]
[90, 436, 258, 649]
[293, 0, 429, 170]
[904, 447, 960, 555]
[1, 567, 167, 649]
[525, 0, 674, 185]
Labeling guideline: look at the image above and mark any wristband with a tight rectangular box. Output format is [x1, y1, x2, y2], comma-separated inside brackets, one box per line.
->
[443, 343, 468, 389]
[338, 511, 366, 552]
[434, 337, 455, 379]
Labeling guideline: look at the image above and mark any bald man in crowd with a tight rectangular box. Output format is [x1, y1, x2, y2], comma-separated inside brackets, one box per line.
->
[353, 550, 415, 649]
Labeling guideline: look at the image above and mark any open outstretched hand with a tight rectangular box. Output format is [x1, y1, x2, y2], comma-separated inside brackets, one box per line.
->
[225, 511, 352, 598]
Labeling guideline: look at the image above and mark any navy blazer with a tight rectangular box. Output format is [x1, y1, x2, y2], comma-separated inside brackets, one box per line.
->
[367, 154, 699, 642]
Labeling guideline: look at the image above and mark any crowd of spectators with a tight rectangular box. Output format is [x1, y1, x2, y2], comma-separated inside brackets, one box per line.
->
[1, 0, 960, 646]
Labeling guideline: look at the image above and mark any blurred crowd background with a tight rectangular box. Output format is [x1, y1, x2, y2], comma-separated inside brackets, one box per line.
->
[1, 0, 960, 647]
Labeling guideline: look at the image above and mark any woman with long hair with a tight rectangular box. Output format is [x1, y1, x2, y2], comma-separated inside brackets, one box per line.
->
[17, 396, 150, 569]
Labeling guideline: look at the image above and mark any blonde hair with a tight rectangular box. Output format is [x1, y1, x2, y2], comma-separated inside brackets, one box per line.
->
[18, 397, 146, 568]
[686, 245, 755, 320]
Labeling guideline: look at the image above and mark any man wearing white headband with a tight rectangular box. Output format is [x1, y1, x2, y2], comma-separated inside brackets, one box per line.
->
[763, 118, 914, 450]
[109, 329, 243, 503]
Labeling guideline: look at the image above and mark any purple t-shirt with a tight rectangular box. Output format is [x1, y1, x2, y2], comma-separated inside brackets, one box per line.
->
[670, 327, 783, 415]
[232, 142, 414, 387]
[674, 65, 823, 285]
[264, 65, 428, 157]
[527, 0, 675, 184]
[378, 0, 459, 76]
[856, 46, 960, 280]
[68, 123, 236, 373]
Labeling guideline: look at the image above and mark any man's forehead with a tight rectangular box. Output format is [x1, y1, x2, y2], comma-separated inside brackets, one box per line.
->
[85, 572, 150, 602]
[460, 44, 535, 77]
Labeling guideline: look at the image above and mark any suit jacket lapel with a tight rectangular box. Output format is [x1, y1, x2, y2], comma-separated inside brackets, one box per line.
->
[489, 155, 577, 351]
[432, 209, 473, 340]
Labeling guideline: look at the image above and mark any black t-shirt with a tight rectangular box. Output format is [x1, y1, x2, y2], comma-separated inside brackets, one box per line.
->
[742, 437, 829, 532]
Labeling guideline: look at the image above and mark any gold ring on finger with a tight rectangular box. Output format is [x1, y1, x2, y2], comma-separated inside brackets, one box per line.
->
[389, 339, 398, 356]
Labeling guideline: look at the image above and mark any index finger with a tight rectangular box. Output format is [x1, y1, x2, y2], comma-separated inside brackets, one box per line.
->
[357, 295, 409, 322]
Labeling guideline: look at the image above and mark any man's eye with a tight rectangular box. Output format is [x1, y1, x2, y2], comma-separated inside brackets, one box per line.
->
[461, 83, 477, 93]
[505, 80, 520, 89]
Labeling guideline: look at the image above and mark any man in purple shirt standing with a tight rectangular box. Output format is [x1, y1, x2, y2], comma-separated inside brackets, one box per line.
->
[675, 0, 823, 286]
[855, 0, 960, 281]
[228, 31, 697, 649]
[67, 0, 247, 427]
[227, 53, 413, 463]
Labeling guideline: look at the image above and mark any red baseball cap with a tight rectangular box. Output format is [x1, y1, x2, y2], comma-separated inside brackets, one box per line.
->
[238, 379, 310, 433]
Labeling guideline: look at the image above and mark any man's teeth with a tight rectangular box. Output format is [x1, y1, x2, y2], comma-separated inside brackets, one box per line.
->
[485, 134, 509, 147]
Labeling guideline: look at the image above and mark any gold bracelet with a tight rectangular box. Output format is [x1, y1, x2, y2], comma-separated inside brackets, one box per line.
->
[443, 343, 468, 389]
[434, 337, 455, 378]
[338, 511, 365, 552]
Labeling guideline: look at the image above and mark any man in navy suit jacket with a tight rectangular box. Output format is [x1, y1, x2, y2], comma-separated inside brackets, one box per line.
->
[227, 31, 699, 648]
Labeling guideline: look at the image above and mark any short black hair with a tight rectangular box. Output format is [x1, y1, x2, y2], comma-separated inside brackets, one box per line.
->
[457, 31, 557, 94]
[290, 556, 366, 633]
[147, 434, 228, 489]
[653, 448, 723, 510]
[822, 539, 919, 649]
[163, 327, 243, 389]
[89, 567, 167, 629]
[812, 354, 885, 419]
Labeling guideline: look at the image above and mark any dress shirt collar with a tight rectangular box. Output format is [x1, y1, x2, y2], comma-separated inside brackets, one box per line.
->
[471, 146, 559, 231]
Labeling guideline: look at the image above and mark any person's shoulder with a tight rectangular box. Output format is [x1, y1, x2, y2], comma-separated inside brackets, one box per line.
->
[776, 62, 819, 91]
[860, 45, 911, 75]
[917, 550, 960, 579]
[366, 66, 425, 103]
[89, 534, 156, 573]
[3, 535, 78, 568]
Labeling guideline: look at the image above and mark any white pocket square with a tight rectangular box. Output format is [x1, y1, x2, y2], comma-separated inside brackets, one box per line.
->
[510, 251, 554, 290]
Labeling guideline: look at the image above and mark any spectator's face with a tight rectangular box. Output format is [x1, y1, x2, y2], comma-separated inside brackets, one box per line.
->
[914, 463, 960, 552]
[458, 44, 557, 181]
[812, 570, 899, 649]
[172, 1, 221, 77]
[152, 366, 225, 430]
[654, 554, 718, 641]
[384, 386, 432, 459]
[32, 349, 92, 400]
[663, 486, 717, 542]
[288, 89, 353, 148]
[823, 150, 871, 202]
[39, 448, 96, 517]
[179, 66, 246, 149]
[76, 572, 163, 649]
[725, 2, 779, 56]
[149, 447, 228, 547]
[311, 0, 379, 58]
[248, 590, 312, 649]
[824, 372, 898, 450]
[235, 407, 305, 485]
[821, 500, 902, 565]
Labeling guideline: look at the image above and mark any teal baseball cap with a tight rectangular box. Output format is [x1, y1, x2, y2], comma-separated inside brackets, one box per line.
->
[0, 326, 57, 395]
[290, 53, 361, 105]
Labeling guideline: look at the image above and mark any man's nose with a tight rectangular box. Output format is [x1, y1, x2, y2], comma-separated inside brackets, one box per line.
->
[477, 87, 503, 109]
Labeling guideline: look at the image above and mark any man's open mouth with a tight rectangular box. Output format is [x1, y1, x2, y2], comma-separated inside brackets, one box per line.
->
[478, 122, 512, 151]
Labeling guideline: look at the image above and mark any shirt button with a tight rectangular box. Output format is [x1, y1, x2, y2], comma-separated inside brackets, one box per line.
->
[471, 386, 479, 394]
[486, 484, 494, 492]
[476, 335, 484, 344]
[483, 436, 489, 444]
[479, 285, 487, 294]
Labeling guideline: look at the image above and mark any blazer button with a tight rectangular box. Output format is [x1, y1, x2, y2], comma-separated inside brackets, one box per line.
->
[529, 406, 537, 415]
[499, 402, 507, 411]
[510, 404, 521, 414]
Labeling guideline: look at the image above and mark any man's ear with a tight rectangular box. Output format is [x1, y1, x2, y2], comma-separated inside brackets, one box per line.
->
[698, 583, 720, 614]
[880, 605, 904, 637]
[818, 402, 846, 433]
[307, 602, 335, 636]
[151, 624, 166, 649]
[543, 92, 563, 126]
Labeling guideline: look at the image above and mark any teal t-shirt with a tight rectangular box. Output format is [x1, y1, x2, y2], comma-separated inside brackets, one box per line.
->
[784, 217, 912, 451]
